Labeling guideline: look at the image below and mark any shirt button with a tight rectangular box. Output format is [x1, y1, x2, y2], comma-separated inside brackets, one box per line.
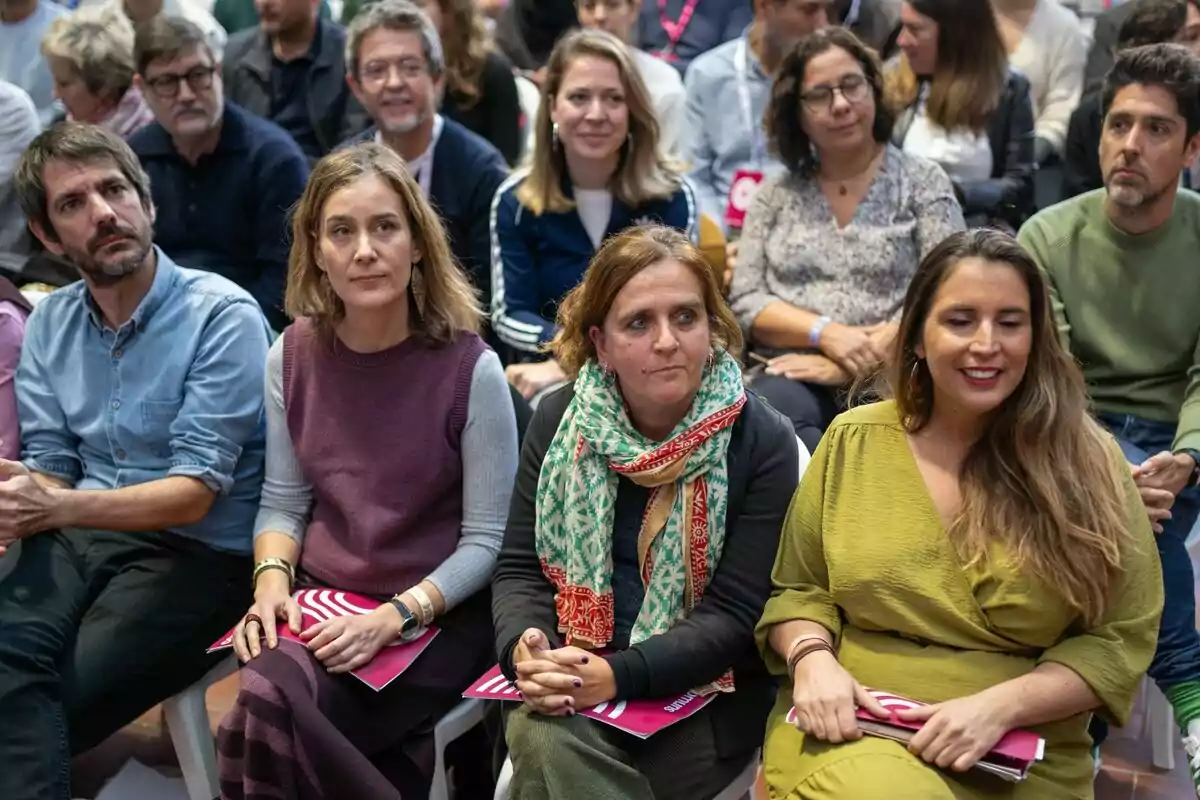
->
[113, 349, 123, 358]
[117, 449, 127, 460]
[112, 400, 121, 410]
[188, 203, 197, 213]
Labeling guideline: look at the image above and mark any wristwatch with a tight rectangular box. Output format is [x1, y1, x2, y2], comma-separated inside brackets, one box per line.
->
[1182, 449, 1200, 489]
[387, 596, 423, 642]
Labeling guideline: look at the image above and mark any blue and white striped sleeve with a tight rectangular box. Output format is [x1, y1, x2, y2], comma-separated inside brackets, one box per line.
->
[489, 172, 556, 353]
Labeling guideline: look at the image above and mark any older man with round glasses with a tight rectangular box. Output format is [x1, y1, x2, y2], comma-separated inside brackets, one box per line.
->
[127, 14, 307, 333]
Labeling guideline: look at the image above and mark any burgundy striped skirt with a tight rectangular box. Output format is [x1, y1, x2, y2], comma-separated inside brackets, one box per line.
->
[215, 639, 450, 798]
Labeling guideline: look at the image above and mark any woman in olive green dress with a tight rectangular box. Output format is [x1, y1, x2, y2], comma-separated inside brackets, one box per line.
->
[756, 229, 1164, 799]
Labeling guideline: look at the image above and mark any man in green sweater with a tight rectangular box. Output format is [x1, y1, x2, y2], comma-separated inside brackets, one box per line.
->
[1019, 42, 1200, 794]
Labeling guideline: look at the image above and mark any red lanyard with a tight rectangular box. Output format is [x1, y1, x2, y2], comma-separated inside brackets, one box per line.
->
[657, 0, 702, 61]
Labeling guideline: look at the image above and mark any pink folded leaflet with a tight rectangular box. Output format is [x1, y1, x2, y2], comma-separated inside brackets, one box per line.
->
[786, 689, 1046, 782]
[208, 587, 439, 691]
[464, 664, 716, 739]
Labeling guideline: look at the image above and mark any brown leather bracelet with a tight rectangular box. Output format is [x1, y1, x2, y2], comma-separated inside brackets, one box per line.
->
[787, 640, 835, 679]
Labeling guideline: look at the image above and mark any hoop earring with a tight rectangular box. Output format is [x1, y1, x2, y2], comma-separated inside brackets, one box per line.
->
[600, 361, 613, 380]
[909, 358, 922, 385]
[707, 349, 716, 370]
[552, 122, 560, 151]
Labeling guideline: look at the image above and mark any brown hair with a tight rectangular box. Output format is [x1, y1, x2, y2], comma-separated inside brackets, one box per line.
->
[133, 15, 212, 76]
[518, 28, 682, 215]
[767, 27, 895, 176]
[285, 142, 482, 343]
[428, 0, 491, 108]
[883, 0, 1008, 133]
[550, 225, 742, 375]
[15, 121, 152, 242]
[884, 229, 1132, 626]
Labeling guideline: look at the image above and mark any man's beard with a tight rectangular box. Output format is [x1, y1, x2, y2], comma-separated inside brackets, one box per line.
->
[63, 222, 152, 287]
[380, 110, 426, 136]
[1106, 178, 1167, 211]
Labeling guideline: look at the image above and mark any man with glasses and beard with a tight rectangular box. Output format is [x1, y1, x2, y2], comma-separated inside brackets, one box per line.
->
[1019, 43, 1200, 796]
[129, 15, 308, 332]
[0, 122, 269, 800]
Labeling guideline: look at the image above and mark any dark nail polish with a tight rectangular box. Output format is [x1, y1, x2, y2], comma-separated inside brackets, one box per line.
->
[573, 678, 582, 688]
[580, 655, 589, 664]
[567, 708, 576, 717]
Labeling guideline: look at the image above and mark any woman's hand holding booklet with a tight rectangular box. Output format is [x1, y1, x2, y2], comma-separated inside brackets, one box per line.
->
[786, 682, 1046, 783]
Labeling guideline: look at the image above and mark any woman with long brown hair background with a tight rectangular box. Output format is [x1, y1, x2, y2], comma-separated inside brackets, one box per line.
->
[413, 0, 523, 165]
[757, 228, 1162, 798]
[885, 0, 1036, 230]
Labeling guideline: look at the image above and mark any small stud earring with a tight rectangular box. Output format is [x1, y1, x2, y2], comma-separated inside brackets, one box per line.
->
[552, 122, 560, 150]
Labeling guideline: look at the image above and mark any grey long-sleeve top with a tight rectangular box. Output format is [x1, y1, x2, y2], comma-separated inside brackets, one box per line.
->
[253, 336, 518, 610]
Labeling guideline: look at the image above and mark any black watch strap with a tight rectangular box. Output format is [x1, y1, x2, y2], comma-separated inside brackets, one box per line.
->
[1184, 450, 1200, 488]
[387, 596, 421, 640]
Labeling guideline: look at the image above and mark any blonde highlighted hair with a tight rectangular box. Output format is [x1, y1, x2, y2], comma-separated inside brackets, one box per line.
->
[285, 142, 482, 344]
[41, 5, 137, 103]
[551, 225, 742, 375]
[518, 29, 683, 215]
[883, 229, 1133, 627]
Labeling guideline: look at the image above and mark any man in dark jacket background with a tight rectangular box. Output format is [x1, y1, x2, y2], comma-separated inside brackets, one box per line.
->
[223, 0, 369, 160]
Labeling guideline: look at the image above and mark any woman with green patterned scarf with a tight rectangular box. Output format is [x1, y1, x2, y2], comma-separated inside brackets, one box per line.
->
[492, 225, 802, 800]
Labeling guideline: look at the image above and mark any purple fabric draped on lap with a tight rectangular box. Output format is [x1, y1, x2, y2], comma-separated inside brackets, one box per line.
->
[216, 638, 474, 800]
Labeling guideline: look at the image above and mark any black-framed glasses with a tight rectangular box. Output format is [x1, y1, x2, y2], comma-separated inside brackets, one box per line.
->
[800, 74, 870, 112]
[144, 66, 216, 99]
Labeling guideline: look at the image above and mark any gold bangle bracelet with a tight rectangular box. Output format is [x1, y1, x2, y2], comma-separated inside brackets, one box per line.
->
[252, 558, 295, 589]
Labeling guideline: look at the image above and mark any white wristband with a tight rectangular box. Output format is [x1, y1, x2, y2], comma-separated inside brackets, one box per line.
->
[808, 316, 832, 348]
[409, 585, 436, 626]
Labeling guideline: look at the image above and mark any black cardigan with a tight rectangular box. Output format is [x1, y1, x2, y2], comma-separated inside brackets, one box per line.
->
[893, 70, 1037, 231]
[492, 384, 799, 758]
[441, 51, 523, 167]
[1062, 90, 1104, 200]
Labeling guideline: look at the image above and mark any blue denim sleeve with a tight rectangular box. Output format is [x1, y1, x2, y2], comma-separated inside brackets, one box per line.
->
[15, 308, 82, 483]
[167, 298, 270, 494]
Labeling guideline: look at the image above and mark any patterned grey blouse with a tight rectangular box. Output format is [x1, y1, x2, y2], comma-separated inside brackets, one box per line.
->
[728, 145, 965, 340]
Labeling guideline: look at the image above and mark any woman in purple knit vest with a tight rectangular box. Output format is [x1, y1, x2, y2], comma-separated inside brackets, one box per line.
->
[216, 142, 519, 799]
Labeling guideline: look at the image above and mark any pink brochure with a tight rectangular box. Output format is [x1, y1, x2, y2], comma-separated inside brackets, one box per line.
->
[208, 587, 439, 691]
[463, 664, 716, 740]
[786, 689, 1046, 782]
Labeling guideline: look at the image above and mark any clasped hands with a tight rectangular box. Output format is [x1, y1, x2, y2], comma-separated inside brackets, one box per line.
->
[792, 650, 1014, 773]
[512, 628, 617, 716]
[232, 575, 402, 674]
[764, 322, 895, 385]
[0, 459, 59, 555]
[1131, 451, 1194, 534]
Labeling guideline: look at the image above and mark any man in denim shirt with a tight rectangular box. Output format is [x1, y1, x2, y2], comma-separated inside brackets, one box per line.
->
[0, 123, 269, 800]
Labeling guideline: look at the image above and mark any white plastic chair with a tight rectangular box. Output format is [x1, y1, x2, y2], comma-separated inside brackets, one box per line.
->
[493, 748, 760, 799]
[1141, 676, 1176, 771]
[430, 698, 488, 800]
[164, 661, 487, 800]
[163, 654, 239, 800]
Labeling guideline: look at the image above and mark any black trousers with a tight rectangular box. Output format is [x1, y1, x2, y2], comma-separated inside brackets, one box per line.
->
[748, 374, 840, 453]
[0, 528, 250, 800]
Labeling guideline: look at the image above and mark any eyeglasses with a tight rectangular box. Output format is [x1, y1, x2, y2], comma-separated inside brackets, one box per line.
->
[144, 66, 216, 100]
[360, 59, 429, 87]
[799, 74, 870, 112]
